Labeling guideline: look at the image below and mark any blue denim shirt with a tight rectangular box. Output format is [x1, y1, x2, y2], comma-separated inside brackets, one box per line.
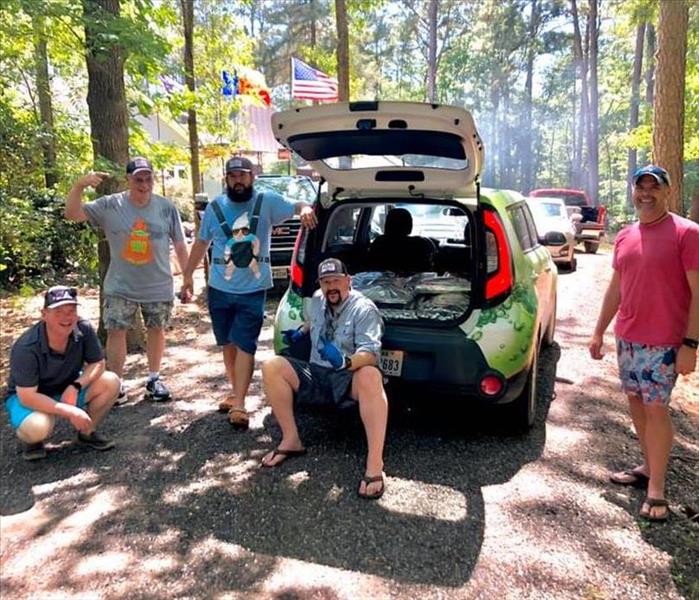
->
[308, 289, 383, 367]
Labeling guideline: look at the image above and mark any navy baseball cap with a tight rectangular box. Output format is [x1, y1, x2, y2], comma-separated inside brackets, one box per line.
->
[633, 165, 670, 187]
[318, 258, 349, 280]
[126, 157, 153, 175]
[44, 285, 79, 309]
[225, 156, 254, 173]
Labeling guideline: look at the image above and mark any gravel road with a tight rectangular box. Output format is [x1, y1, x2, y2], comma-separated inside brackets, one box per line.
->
[1, 248, 697, 600]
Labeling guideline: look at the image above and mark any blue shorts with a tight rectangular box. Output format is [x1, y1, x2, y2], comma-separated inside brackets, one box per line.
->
[207, 287, 266, 354]
[616, 339, 677, 405]
[5, 388, 89, 430]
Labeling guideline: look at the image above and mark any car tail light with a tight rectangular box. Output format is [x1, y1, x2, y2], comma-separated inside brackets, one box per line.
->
[290, 225, 308, 289]
[483, 208, 513, 301]
[479, 373, 504, 397]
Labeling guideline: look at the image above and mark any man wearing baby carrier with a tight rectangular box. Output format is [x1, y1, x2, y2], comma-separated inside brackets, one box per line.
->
[181, 156, 317, 430]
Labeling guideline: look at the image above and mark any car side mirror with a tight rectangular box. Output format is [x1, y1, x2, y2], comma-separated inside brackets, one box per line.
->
[542, 231, 567, 246]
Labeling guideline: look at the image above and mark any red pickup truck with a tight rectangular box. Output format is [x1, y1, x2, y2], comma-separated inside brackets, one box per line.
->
[529, 188, 606, 254]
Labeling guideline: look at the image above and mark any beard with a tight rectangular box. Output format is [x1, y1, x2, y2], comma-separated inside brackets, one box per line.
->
[226, 183, 253, 203]
[326, 289, 343, 306]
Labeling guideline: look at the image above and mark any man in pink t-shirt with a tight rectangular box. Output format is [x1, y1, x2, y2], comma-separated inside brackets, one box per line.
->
[589, 165, 699, 522]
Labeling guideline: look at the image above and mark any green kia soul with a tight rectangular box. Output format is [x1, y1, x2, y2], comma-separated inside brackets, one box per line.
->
[270, 101, 557, 431]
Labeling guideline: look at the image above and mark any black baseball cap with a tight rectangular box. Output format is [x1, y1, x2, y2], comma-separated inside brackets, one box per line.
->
[126, 157, 153, 175]
[225, 156, 254, 173]
[318, 258, 349, 280]
[44, 285, 79, 309]
[633, 165, 671, 187]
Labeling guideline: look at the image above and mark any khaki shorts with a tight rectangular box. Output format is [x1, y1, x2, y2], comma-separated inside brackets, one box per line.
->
[103, 295, 173, 330]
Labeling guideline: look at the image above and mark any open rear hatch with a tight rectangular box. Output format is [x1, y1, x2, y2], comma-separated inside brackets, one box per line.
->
[272, 101, 484, 204]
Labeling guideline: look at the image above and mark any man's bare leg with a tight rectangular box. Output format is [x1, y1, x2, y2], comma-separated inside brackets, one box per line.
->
[85, 371, 121, 430]
[146, 327, 165, 373]
[261, 357, 303, 465]
[105, 329, 127, 378]
[641, 403, 673, 519]
[352, 366, 388, 496]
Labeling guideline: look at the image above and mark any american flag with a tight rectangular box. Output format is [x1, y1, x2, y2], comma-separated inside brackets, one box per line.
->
[291, 57, 338, 101]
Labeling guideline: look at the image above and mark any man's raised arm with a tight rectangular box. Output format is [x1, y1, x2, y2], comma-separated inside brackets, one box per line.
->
[65, 171, 110, 222]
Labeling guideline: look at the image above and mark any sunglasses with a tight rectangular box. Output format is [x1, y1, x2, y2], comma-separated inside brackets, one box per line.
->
[232, 227, 250, 235]
[45, 286, 78, 307]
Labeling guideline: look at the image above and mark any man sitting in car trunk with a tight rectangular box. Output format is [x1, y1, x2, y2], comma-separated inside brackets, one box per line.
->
[260, 258, 389, 500]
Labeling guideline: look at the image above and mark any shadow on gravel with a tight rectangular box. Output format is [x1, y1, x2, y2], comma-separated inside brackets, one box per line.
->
[0, 310, 560, 596]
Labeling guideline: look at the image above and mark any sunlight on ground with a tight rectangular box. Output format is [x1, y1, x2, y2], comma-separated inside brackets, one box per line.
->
[162, 454, 259, 503]
[378, 477, 467, 521]
[5, 486, 130, 575]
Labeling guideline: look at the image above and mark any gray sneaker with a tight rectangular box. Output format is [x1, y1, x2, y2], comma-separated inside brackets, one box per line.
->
[115, 383, 128, 406]
[23, 441, 47, 461]
[77, 431, 115, 451]
[145, 377, 171, 402]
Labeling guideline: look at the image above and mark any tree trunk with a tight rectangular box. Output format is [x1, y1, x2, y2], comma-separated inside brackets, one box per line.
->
[82, 0, 143, 350]
[426, 0, 438, 102]
[626, 23, 645, 208]
[30, 11, 58, 189]
[652, 0, 688, 215]
[180, 0, 204, 282]
[335, 0, 350, 101]
[586, 0, 599, 206]
[521, 0, 539, 193]
[570, 0, 589, 191]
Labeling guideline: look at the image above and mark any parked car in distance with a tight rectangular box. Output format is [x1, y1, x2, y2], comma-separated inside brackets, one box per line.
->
[529, 188, 606, 253]
[525, 197, 577, 271]
[270, 101, 558, 432]
[254, 174, 318, 287]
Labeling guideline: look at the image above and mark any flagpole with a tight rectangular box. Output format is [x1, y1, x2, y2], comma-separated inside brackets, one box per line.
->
[288, 57, 293, 175]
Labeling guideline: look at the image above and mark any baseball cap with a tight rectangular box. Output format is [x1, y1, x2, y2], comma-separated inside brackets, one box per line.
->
[225, 156, 254, 173]
[318, 258, 349, 280]
[126, 157, 153, 175]
[44, 285, 79, 309]
[633, 165, 670, 187]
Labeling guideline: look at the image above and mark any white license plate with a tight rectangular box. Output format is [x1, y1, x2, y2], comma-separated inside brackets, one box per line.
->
[380, 350, 404, 377]
[272, 266, 290, 280]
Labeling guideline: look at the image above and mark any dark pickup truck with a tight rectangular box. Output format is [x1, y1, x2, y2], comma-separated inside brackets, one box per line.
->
[529, 188, 606, 253]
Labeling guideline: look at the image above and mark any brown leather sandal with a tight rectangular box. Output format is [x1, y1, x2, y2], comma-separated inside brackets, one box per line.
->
[218, 395, 236, 413]
[228, 407, 250, 431]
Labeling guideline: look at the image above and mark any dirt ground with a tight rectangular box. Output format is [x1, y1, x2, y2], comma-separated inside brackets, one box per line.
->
[1, 255, 698, 599]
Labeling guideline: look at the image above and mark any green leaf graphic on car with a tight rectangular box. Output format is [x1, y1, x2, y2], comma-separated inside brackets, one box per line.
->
[467, 283, 537, 377]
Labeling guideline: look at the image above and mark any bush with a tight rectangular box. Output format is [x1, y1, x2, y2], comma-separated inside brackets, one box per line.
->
[0, 190, 99, 290]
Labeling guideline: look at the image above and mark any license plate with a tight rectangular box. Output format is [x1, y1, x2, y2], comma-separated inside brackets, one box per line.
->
[272, 266, 290, 280]
[380, 350, 404, 377]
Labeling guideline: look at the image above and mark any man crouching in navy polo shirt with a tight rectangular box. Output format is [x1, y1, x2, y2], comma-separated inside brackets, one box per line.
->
[4, 286, 120, 461]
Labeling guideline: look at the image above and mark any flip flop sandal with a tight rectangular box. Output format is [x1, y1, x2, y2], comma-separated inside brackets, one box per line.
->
[227, 407, 250, 431]
[609, 468, 649, 489]
[218, 394, 236, 413]
[640, 497, 669, 522]
[358, 473, 385, 500]
[261, 447, 307, 468]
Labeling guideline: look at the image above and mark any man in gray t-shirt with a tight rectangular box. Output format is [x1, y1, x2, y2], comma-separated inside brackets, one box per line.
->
[65, 157, 189, 403]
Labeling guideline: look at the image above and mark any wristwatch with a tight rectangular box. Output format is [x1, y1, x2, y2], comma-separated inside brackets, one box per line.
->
[343, 355, 353, 371]
[682, 337, 699, 350]
[70, 380, 83, 391]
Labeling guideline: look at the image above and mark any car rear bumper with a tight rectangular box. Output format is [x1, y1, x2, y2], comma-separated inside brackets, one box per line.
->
[381, 326, 529, 404]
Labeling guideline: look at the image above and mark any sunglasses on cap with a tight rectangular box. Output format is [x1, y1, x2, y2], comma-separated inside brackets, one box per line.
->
[44, 286, 78, 308]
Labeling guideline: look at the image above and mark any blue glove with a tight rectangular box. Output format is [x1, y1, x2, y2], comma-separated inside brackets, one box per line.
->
[282, 326, 307, 345]
[318, 335, 344, 369]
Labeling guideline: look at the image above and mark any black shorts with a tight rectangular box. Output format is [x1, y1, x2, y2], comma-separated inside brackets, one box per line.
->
[286, 357, 356, 409]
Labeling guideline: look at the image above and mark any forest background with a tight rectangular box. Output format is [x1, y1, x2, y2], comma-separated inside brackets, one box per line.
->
[0, 0, 697, 292]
